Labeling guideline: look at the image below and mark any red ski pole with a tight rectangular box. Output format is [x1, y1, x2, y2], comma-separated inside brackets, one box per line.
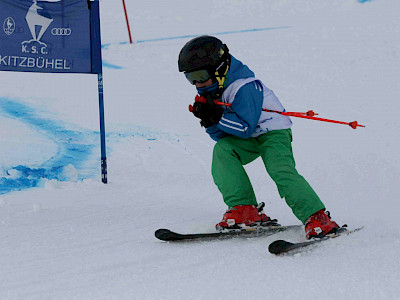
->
[190, 96, 365, 129]
[262, 108, 365, 129]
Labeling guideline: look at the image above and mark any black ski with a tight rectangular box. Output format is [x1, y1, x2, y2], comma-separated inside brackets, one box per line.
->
[155, 224, 303, 242]
[268, 226, 364, 255]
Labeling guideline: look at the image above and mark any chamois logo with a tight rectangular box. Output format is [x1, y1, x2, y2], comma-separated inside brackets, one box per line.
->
[22, 0, 62, 55]
[3, 17, 15, 36]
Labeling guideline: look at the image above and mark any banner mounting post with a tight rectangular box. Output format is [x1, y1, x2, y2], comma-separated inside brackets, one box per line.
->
[90, 0, 108, 183]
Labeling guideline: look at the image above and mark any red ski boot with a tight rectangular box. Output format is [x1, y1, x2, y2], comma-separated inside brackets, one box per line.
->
[215, 203, 274, 230]
[305, 209, 339, 239]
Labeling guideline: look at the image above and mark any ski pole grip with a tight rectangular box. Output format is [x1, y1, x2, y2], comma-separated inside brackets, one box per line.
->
[195, 95, 207, 103]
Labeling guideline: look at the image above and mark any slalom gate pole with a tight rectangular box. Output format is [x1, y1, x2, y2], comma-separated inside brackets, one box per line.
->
[122, 0, 133, 44]
[190, 96, 365, 129]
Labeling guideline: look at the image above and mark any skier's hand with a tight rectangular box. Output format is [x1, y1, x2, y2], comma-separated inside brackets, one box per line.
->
[191, 101, 223, 128]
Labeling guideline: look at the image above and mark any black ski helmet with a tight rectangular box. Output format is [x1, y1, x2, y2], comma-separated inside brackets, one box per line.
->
[178, 35, 229, 73]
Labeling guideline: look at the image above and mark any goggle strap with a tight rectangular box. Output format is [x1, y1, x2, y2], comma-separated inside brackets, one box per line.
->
[214, 56, 230, 90]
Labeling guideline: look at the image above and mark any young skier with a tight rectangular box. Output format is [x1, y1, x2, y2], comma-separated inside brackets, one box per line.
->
[178, 36, 339, 239]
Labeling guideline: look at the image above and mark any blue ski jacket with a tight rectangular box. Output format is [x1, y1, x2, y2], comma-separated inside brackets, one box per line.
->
[196, 55, 292, 141]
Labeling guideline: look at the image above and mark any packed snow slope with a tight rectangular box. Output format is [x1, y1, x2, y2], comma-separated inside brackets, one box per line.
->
[0, 0, 399, 299]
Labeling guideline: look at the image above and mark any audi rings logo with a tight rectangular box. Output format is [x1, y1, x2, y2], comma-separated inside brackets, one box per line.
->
[51, 28, 72, 36]
[3, 17, 16, 36]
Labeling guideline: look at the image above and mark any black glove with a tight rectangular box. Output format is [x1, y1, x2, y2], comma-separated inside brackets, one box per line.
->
[191, 100, 223, 128]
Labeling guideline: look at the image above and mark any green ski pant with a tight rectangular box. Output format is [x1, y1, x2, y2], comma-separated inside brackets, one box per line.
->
[211, 129, 325, 223]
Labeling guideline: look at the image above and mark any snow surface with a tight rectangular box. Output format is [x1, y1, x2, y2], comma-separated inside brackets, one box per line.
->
[0, 0, 399, 299]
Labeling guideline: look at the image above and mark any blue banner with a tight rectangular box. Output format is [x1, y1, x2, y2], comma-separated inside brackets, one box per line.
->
[0, 0, 95, 73]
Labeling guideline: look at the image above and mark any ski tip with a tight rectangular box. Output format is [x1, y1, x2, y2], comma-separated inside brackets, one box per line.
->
[155, 228, 172, 240]
[268, 239, 294, 255]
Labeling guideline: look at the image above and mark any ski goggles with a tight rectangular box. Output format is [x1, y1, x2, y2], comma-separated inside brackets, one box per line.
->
[184, 69, 211, 85]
